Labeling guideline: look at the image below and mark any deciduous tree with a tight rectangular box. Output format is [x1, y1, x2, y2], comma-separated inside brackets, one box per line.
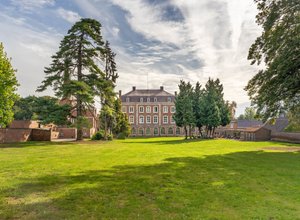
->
[0, 43, 18, 127]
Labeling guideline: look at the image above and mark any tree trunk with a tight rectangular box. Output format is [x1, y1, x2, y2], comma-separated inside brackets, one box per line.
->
[198, 126, 202, 138]
[76, 33, 84, 141]
[184, 126, 188, 139]
[212, 127, 216, 138]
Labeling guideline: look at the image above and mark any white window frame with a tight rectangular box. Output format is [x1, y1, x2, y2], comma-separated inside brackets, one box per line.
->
[171, 106, 176, 113]
[139, 106, 144, 113]
[163, 106, 168, 113]
[146, 106, 151, 113]
[154, 97, 157, 102]
[139, 115, 144, 124]
[147, 97, 150, 102]
[122, 106, 126, 113]
[129, 106, 134, 113]
[126, 97, 130, 102]
[129, 116, 134, 124]
[163, 115, 168, 124]
[168, 97, 172, 102]
[153, 115, 158, 124]
[153, 106, 158, 113]
[140, 97, 143, 102]
[146, 115, 151, 124]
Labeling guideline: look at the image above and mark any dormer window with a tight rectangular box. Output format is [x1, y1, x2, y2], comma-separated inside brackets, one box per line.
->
[167, 97, 171, 102]
[154, 97, 157, 102]
[140, 97, 143, 102]
[147, 97, 150, 102]
[126, 98, 130, 102]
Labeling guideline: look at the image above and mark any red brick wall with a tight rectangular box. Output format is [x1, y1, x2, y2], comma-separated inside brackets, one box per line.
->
[57, 128, 77, 139]
[0, 128, 32, 143]
[31, 129, 52, 141]
[9, 120, 39, 129]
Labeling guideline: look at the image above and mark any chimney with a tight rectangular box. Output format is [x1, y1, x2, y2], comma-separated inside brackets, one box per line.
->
[160, 86, 164, 91]
[119, 90, 122, 98]
[132, 86, 136, 91]
[175, 91, 177, 96]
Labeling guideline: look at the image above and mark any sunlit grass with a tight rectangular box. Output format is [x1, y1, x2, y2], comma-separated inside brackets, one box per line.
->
[0, 137, 299, 219]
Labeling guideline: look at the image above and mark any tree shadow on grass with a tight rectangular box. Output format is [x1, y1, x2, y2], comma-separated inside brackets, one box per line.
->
[1, 151, 300, 219]
[0, 141, 76, 149]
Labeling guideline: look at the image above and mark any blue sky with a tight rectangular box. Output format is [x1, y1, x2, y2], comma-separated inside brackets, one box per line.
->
[0, 0, 262, 116]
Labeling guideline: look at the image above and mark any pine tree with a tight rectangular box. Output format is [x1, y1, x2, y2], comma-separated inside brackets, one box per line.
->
[0, 43, 18, 128]
[37, 18, 105, 140]
[174, 80, 194, 139]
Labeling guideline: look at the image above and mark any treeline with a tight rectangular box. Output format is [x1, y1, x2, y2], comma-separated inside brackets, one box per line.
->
[174, 78, 233, 139]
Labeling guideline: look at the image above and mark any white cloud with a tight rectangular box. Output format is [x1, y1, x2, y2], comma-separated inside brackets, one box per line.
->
[56, 7, 81, 23]
[10, 0, 55, 10]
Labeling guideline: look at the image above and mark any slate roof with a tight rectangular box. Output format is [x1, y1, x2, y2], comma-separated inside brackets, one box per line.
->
[237, 120, 263, 128]
[121, 87, 175, 103]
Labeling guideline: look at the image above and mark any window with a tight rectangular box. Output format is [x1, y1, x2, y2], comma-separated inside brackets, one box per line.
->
[154, 127, 159, 135]
[146, 115, 151, 124]
[171, 117, 175, 124]
[171, 106, 176, 113]
[153, 106, 158, 113]
[154, 97, 157, 102]
[122, 106, 126, 113]
[139, 116, 144, 124]
[132, 128, 136, 135]
[176, 127, 180, 135]
[146, 127, 151, 135]
[129, 116, 134, 124]
[138, 128, 144, 135]
[129, 106, 134, 113]
[163, 106, 168, 113]
[163, 115, 168, 124]
[168, 127, 174, 134]
[153, 115, 158, 124]
[147, 97, 150, 102]
[146, 106, 151, 113]
[140, 97, 143, 102]
[168, 97, 172, 102]
[126, 97, 130, 102]
[161, 127, 165, 135]
[139, 106, 144, 113]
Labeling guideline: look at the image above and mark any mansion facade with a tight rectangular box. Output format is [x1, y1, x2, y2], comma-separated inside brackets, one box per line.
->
[120, 86, 184, 136]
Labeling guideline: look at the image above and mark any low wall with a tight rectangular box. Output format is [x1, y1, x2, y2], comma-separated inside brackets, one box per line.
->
[31, 129, 52, 141]
[0, 128, 32, 143]
[271, 132, 300, 143]
[57, 128, 77, 139]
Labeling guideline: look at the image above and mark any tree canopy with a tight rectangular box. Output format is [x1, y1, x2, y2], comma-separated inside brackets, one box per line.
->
[0, 43, 18, 128]
[246, 0, 300, 120]
[14, 96, 71, 126]
[37, 18, 107, 140]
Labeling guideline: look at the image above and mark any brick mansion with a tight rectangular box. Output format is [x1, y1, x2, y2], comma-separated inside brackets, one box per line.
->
[120, 86, 184, 136]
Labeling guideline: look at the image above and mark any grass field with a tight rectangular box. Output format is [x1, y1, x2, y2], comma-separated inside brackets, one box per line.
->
[0, 138, 300, 219]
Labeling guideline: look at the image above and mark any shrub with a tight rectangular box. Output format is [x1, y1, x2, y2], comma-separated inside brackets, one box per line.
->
[107, 134, 113, 141]
[91, 130, 104, 140]
[117, 132, 126, 140]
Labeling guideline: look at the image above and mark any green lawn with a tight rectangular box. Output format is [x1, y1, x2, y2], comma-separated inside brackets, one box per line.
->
[0, 138, 300, 219]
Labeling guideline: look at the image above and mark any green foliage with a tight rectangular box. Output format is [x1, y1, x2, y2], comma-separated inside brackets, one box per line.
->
[0, 43, 19, 128]
[285, 108, 300, 132]
[13, 96, 71, 125]
[246, 0, 300, 120]
[91, 130, 104, 140]
[117, 132, 127, 140]
[174, 80, 195, 139]
[37, 18, 107, 140]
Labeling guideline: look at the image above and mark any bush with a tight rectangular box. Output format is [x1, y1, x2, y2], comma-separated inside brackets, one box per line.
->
[117, 132, 126, 140]
[107, 134, 113, 141]
[91, 130, 104, 140]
